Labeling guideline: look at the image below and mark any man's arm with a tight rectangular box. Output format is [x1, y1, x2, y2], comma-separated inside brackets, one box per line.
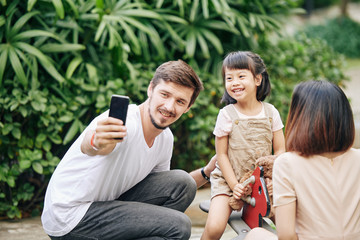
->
[81, 117, 127, 156]
[190, 155, 216, 188]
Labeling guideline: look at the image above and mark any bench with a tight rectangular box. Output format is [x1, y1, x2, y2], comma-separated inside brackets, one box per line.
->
[199, 166, 277, 240]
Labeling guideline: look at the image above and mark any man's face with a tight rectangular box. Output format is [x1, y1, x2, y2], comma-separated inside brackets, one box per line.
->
[148, 80, 193, 130]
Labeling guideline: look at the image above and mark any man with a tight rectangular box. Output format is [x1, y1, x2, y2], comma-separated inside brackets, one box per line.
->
[42, 60, 214, 240]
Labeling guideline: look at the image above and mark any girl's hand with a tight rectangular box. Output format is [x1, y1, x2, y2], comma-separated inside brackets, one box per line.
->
[266, 178, 273, 196]
[232, 183, 247, 200]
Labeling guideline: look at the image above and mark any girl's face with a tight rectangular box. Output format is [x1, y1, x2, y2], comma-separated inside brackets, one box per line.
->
[224, 68, 262, 103]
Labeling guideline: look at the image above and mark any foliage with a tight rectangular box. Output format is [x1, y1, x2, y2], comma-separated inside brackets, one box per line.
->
[0, 0, 348, 219]
[260, 34, 348, 123]
[302, 17, 360, 58]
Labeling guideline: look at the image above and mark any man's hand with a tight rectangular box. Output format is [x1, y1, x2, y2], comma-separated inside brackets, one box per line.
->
[203, 155, 217, 177]
[81, 117, 127, 156]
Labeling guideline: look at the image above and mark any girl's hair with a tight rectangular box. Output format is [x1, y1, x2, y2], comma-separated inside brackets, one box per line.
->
[151, 60, 203, 107]
[285, 80, 355, 156]
[221, 51, 271, 104]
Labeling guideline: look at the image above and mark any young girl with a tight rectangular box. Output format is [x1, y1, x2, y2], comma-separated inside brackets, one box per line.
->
[201, 51, 285, 240]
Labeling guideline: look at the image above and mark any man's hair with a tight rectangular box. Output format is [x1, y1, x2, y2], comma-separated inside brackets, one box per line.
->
[285, 80, 355, 156]
[151, 60, 203, 107]
[221, 51, 271, 105]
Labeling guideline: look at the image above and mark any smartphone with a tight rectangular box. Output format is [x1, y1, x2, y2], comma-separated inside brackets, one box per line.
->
[109, 95, 129, 139]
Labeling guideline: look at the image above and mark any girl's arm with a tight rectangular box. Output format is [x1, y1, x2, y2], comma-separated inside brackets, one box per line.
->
[272, 129, 285, 155]
[215, 136, 239, 191]
[275, 201, 298, 240]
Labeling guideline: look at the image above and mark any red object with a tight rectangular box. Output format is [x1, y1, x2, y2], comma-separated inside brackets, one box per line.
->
[241, 166, 271, 229]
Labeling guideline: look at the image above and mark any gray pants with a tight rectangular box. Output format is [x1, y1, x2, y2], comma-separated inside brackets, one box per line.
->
[50, 170, 197, 240]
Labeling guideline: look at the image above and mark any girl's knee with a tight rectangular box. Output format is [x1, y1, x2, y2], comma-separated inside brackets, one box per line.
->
[203, 220, 227, 240]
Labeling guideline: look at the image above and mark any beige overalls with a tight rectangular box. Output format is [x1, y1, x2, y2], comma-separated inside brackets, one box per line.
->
[211, 103, 273, 198]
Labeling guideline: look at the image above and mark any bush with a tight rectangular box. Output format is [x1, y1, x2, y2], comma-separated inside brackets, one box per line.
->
[302, 17, 360, 58]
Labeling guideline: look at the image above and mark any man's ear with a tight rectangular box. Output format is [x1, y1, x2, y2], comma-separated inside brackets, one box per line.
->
[255, 74, 262, 86]
[184, 105, 192, 114]
[147, 81, 154, 97]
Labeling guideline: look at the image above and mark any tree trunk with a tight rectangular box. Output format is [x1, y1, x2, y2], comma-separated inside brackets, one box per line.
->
[340, 0, 350, 17]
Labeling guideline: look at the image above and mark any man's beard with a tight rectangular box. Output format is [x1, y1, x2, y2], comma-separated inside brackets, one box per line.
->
[150, 113, 168, 130]
[149, 107, 175, 130]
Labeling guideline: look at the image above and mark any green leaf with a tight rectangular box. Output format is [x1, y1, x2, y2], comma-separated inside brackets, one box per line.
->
[186, 31, 196, 58]
[13, 30, 61, 42]
[52, 0, 65, 19]
[196, 33, 210, 58]
[49, 134, 62, 145]
[66, 56, 83, 79]
[200, 29, 223, 54]
[11, 127, 21, 140]
[40, 43, 86, 53]
[95, 21, 106, 42]
[65, 0, 79, 18]
[0, 46, 8, 86]
[190, 0, 199, 22]
[8, 11, 39, 38]
[43, 140, 51, 152]
[6, 177, 15, 188]
[27, 0, 38, 11]
[19, 160, 31, 169]
[32, 162, 43, 174]
[9, 47, 27, 88]
[14, 42, 65, 83]
[63, 119, 80, 145]
[2, 124, 13, 135]
[36, 133, 47, 143]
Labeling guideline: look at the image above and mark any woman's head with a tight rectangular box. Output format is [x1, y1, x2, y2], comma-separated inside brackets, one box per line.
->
[221, 51, 271, 104]
[285, 80, 355, 156]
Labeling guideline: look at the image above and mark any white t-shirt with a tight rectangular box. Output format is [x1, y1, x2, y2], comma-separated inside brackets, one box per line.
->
[41, 105, 173, 236]
[213, 102, 284, 137]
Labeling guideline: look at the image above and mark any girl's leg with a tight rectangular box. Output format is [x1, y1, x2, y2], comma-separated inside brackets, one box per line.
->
[201, 195, 232, 240]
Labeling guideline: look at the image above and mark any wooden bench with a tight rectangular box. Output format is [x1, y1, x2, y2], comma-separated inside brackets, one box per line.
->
[199, 166, 277, 240]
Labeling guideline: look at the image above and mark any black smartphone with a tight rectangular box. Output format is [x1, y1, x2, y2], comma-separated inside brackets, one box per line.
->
[109, 95, 129, 139]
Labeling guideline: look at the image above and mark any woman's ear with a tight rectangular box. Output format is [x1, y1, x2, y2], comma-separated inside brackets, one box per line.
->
[255, 74, 262, 86]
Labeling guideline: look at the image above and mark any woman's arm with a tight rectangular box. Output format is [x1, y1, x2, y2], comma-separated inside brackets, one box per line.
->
[273, 129, 286, 155]
[275, 201, 298, 240]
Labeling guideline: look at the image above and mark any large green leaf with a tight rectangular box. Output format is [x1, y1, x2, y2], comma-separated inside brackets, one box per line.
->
[8, 46, 27, 87]
[8, 11, 40, 39]
[14, 42, 65, 83]
[0, 47, 8, 85]
[63, 119, 80, 145]
[40, 43, 86, 53]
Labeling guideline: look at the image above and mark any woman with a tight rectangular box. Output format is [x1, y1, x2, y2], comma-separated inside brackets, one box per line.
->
[245, 80, 360, 240]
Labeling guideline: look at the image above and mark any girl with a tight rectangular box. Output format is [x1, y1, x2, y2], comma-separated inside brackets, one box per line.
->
[201, 51, 285, 240]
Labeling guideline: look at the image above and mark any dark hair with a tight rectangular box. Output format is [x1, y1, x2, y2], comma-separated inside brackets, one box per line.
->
[285, 80, 355, 156]
[151, 60, 203, 107]
[221, 51, 271, 104]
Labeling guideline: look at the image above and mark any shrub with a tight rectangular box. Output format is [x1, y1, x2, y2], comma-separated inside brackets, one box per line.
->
[302, 17, 360, 58]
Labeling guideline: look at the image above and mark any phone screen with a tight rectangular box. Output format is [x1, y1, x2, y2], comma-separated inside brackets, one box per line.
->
[109, 95, 129, 125]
